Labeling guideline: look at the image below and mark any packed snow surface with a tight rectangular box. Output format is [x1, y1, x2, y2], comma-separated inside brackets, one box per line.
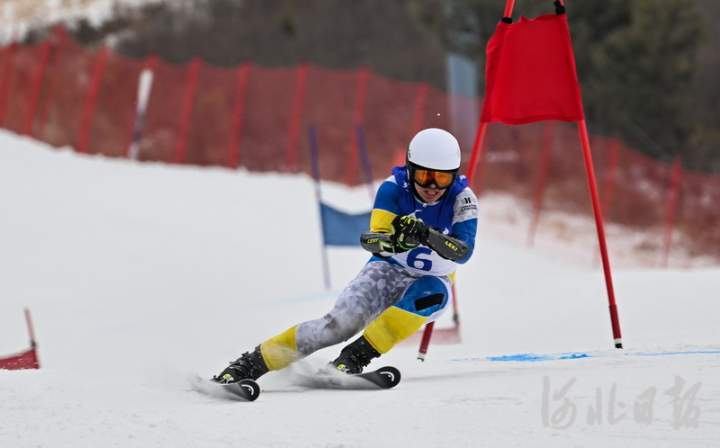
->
[1, 131, 719, 447]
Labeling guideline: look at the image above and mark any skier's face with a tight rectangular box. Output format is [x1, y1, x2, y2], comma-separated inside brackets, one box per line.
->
[414, 182, 446, 203]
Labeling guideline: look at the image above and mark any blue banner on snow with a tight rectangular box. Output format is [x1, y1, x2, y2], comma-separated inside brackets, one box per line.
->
[451, 349, 720, 364]
[320, 202, 371, 246]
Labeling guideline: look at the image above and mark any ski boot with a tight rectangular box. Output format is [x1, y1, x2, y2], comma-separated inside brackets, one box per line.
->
[214, 346, 269, 384]
[331, 335, 381, 374]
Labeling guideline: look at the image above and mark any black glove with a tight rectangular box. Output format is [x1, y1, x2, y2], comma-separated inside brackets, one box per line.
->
[392, 215, 429, 252]
[425, 228, 469, 261]
[360, 232, 395, 256]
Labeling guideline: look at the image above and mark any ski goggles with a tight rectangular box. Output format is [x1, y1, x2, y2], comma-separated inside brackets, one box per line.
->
[411, 167, 456, 189]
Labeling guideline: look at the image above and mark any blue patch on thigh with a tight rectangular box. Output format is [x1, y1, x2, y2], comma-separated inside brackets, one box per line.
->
[394, 276, 449, 317]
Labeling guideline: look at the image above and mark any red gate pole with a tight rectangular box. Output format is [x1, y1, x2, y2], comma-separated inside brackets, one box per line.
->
[593, 138, 620, 268]
[419, 0, 514, 360]
[503, 0, 516, 19]
[417, 328, 435, 361]
[418, 120, 490, 361]
[227, 62, 251, 169]
[23, 39, 52, 136]
[469, 98, 490, 195]
[578, 119, 623, 348]
[466, 122, 489, 190]
[662, 156, 683, 268]
[77, 46, 109, 153]
[174, 58, 201, 164]
[450, 282, 460, 326]
[527, 121, 555, 246]
[285, 64, 308, 172]
[0, 309, 40, 370]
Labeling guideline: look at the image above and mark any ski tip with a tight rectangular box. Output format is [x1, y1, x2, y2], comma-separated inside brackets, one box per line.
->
[235, 379, 261, 401]
[191, 375, 261, 402]
[376, 366, 401, 389]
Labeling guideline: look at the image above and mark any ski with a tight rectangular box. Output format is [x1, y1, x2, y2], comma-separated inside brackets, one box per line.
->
[189, 375, 261, 402]
[293, 366, 401, 390]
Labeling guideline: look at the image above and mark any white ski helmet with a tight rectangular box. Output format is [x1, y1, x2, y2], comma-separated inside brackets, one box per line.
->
[407, 128, 461, 171]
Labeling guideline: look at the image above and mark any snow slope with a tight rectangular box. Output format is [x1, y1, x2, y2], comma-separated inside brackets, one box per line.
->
[1, 131, 719, 447]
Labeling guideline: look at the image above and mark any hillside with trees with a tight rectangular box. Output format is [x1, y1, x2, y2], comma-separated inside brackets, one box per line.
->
[19, 0, 720, 172]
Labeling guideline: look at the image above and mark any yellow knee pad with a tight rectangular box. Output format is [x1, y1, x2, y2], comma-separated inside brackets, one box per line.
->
[363, 306, 427, 354]
[259, 325, 300, 370]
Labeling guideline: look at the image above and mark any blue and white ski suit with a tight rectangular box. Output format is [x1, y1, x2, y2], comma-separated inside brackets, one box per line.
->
[259, 167, 478, 370]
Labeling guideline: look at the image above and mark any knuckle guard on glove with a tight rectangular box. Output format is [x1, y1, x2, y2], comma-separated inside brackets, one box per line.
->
[391, 215, 428, 252]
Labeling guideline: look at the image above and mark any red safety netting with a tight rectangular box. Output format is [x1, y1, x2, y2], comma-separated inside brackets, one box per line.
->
[184, 62, 237, 167]
[241, 64, 297, 173]
[678, 170, 720, 257]
[34, 30, 96, 149]
[139, 57, 187, 163]
[299, 66, 359, 183]
[87, 50, 145, 158]
[612, 146, 672, 228]
[363, 74, 420, 177]
[0, 27, 719, 262]
[2, 42, 37, 134]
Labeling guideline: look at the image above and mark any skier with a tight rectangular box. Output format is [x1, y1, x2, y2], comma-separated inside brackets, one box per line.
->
[214, 128, 478, 383]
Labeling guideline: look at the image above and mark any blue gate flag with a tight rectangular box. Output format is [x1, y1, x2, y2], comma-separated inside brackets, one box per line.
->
[320, 202, 371, 246]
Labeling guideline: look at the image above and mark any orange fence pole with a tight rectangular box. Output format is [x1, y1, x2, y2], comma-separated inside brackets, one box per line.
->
[0, 43, 17, 126]
[285, 64, 309, 172]
[77, 46, 109, 153]
[174, 58, 201, 164]
[23, 40, 52, 136]
[663, 156, 683, 267]
[37, 27, 67, 135]
[227, 62, 252, 169]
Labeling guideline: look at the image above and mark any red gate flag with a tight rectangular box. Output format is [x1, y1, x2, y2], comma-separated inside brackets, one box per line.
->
[0, 348, 39, 370]
[480, 13, 584, 124]
[428, 2, 624, 360]
[0, 308, 40, 370]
